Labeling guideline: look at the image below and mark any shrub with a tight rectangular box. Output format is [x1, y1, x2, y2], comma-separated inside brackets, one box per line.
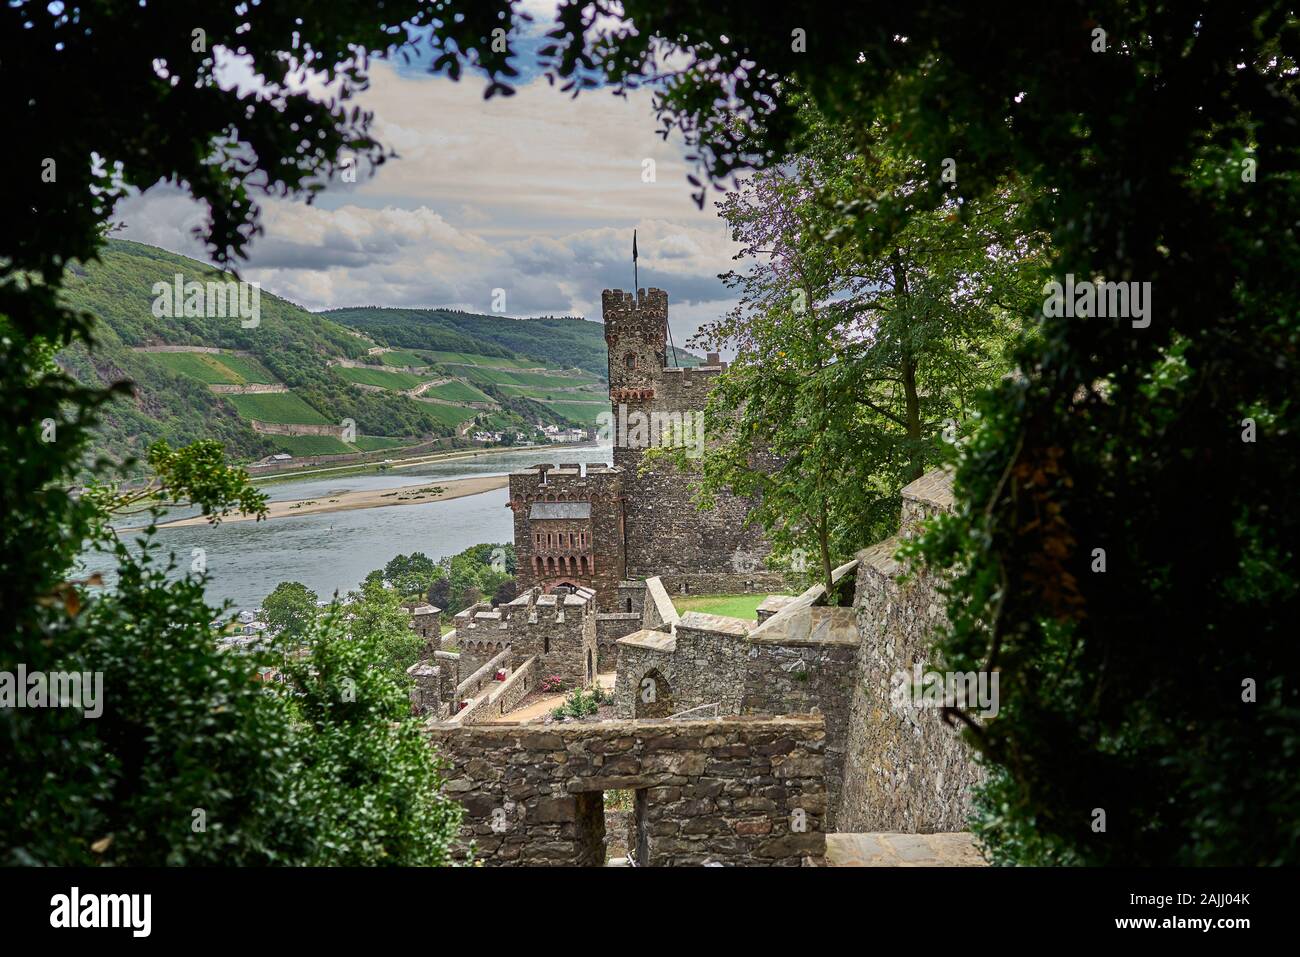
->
[541, 674, 566, 694]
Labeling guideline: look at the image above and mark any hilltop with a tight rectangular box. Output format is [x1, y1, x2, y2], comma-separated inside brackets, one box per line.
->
[56, 240, 652, 473]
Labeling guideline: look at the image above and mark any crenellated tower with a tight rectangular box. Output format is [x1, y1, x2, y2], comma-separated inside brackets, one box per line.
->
[603, 287, 667, 399]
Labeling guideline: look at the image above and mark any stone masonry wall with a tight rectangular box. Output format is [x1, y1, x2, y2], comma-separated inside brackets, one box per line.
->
[500, 588, 598, 688]
[837, 469, 985, 833]
[428, 715, 827, 866]
[613, 612, 752, 719]
[741, 620, 858, 829]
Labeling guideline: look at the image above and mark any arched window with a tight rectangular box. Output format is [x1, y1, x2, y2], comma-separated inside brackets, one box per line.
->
[625, 352, 637, 370]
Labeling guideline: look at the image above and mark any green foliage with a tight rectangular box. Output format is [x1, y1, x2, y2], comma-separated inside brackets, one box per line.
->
[361, 545, 516, 634]
[445, 543, 516, 613]
[4, 434, 458, 866]
[82, 438, 269, 533]
[672, 101, 1036, 592]
[597, 2, 1300, 865]
[281, 608, 462, 866]
[9, 540, 305, 865]
[0, 0, 528, 868]
[262, 581, 319, 641]
[344, 579, 425, 675]
[384, 552, 441, 601]
[550, 685, 604, 719]
[325, 307, 611, 380]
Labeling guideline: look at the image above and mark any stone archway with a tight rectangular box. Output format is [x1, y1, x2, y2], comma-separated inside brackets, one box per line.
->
[634, 668, 673, 718]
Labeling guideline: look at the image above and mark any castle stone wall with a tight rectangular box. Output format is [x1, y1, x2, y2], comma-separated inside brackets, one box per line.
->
[500, 587, 598, 688]
[837, 470, 985, 833]
[428, 715, 827, 866]
[613, 612, 752, 719]
[742, 610, 859, 829]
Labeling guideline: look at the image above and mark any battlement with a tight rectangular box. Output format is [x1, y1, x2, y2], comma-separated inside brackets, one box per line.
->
[602, 287, 669, 317]
[604, 288, 669, 393]
[501, 585, 597, 626]
[508, 463, 622, 503]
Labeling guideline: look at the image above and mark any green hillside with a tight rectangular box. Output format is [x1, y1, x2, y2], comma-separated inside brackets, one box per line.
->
[55, 242, 493, 470]
[322, 306, 611, 379]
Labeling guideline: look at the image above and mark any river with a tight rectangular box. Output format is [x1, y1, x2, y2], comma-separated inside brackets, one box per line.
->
[77, 445, 613, 615]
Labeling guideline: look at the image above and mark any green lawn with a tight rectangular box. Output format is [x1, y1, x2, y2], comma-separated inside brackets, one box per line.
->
[226, 392, 330, 424]
[378, 349, 432, 368]
[335, 366, 426, 390]
[424, 380, 493, 403]
[544, 400, 610, 427]
[673, 594, 787, 620]
[272, 434, 355, 455]
[354, 435, 414, 451]
[419, 402, 479, 428]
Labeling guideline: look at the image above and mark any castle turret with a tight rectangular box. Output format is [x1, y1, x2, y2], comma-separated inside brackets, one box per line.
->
[603, 288, 668, 396]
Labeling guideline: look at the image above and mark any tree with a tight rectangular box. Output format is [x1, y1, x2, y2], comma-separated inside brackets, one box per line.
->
[281, 610, 463, 866]
[492, 577, 519, 606]
[4, 0, 514, 866]
[383, 552, 439, 601]
[428, 576, 452, 610]
[262, 582, 320, 641]
[674, 101, 1038, 593]
[345, 578, 424, 675]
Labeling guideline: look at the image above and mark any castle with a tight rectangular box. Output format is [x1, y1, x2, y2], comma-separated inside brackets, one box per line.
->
[412, 288, 985, 867]
[508, 288, 786, 664]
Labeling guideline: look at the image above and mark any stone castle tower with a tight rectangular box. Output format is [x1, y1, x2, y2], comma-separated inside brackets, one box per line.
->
[601, 287, 782, 594]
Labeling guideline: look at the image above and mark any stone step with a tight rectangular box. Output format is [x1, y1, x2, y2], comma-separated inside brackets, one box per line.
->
[824, 832, 986, 867]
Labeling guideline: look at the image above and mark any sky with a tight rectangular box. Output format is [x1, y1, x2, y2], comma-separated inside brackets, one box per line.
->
[113, 9, 745, 353]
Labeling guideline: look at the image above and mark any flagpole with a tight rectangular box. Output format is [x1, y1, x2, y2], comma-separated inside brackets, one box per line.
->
[633, 228, 639, 293]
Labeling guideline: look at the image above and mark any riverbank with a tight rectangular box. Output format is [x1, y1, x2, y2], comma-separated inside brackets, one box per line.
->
[250, 441, 601, 486]
[152, 474, 509, 528]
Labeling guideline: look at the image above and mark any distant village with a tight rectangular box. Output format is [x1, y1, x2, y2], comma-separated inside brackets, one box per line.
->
[471, 423, 590, 445]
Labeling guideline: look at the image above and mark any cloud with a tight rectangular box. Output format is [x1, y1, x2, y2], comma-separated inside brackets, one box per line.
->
[113, 57, 744, 347]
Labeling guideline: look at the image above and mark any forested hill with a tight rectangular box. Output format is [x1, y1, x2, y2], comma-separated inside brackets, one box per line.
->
[321, 306, 611, 378]
[54, 240, 611, 473]
[323, 306, 703, 377]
